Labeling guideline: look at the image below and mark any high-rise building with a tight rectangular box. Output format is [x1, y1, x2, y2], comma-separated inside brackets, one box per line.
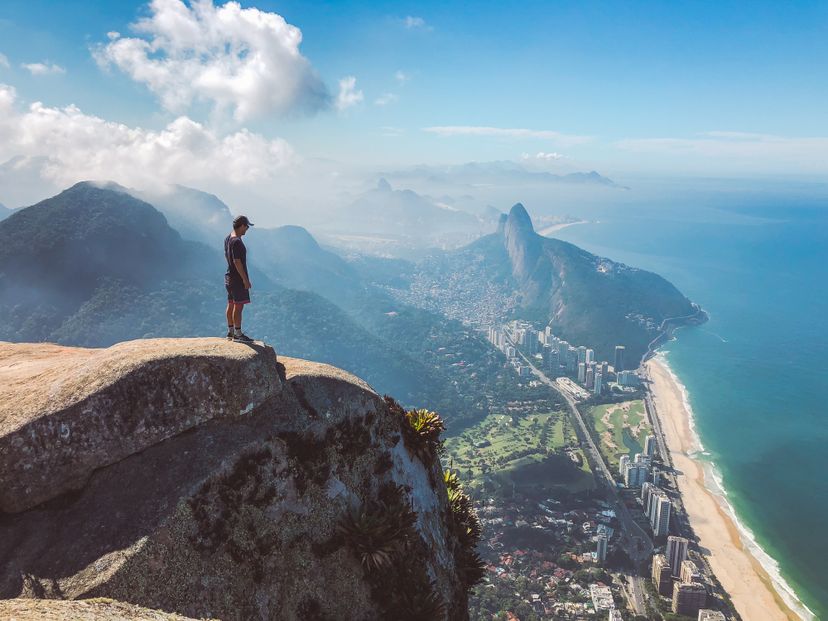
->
[619, 455, 630, 478]
[653, 469, 662, 486]
[617, 370, 641, 387]
[681, 559, 701, 584]
[645, 434, 657, 457]
[585, 348, 595, 364]
[567, 346, 578, 371]
[672, 582, 707, 616]
[645, 485, 658, 517]
[601, 360, 609, 377]
[596, 534, 608, 565]
[578, 362, 587, 383]
[641, 481, 655, 505]
[651, 554, 673, 596]
[666, 536, 689, 577]
[614, 345, 625, 372]
[697, 611, 726, 621]
[624, 463, 648, 487]
[586, 366, 595, 389]
[577, 346, 587, 363]
[594, 372, 603, 395]
[634, 452, 651, 467]
[651, 491, 672, 537]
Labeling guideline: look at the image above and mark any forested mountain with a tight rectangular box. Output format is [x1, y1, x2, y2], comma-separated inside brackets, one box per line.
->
[413, 203, 704, 363]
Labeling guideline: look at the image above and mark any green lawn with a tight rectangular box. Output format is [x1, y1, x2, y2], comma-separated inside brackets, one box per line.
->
[588, 399, 652, 472]
[444, 411, 595, 494]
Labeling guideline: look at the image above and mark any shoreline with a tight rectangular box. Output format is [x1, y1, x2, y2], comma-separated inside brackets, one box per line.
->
[644, 354, 811, 621]
[537, 219, 590, 237]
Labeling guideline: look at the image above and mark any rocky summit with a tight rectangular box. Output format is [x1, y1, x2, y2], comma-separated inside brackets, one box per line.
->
[0, 338, 475, 620]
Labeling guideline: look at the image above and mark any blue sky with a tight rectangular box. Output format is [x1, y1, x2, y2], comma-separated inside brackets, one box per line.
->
[1, 0, 827, 193]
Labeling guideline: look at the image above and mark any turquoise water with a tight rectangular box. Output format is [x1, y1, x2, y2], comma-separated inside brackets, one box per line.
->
[553, 195, 828, 620]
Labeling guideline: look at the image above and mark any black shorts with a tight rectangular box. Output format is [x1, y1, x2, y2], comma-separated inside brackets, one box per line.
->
[226, 280, 250, 305]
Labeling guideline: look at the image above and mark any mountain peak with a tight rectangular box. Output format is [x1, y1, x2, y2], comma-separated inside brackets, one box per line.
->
[506, 202, 534, 234]
[501, 203, 541, 285]
[376, 177, 392, 192]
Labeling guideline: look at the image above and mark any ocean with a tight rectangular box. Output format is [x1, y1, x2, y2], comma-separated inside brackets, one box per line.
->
[551, 187, 828, 620]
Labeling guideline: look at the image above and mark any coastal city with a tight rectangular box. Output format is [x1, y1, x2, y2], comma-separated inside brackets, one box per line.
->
[454, 319, 738, 620]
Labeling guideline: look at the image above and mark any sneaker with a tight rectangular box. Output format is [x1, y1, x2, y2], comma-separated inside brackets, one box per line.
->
[233, 332, 254, 343]
[226, 329, 234, 340]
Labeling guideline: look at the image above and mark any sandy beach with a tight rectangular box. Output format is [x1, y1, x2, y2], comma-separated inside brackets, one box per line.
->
[644, 357, 803, 621]
[537, 219, 589, 237]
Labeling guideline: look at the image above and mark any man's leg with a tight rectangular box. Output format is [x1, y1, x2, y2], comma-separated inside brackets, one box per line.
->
[232, 303, 244, 330]
[226, 302, 234, 335]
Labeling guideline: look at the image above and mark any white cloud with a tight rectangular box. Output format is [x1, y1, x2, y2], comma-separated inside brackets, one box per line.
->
[22, 62, 66, 75]
[0, 53, 9, 69]
[403, 16, 430, 30]
[335, 75, 363, 111]
[395, 70, 409, 84]
[0, 83, 295, 190]
[522, 151, 566, 161]
[424, 126, 591, 147]
[374, 93, 397, 106]
[93, 0, 329, 121]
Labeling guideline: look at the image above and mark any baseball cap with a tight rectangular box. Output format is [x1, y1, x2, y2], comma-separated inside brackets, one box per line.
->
[233, 215, 254, 228]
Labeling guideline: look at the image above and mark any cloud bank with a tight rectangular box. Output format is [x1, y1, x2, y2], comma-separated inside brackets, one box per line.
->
[93, 0, 329, 121]
[0, 83, 294, 190]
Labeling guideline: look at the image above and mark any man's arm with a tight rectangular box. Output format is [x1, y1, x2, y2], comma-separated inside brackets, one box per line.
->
[233, 258, 251, 289]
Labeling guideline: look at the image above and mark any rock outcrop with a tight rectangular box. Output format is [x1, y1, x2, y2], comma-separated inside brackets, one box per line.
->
[0, 598, 212, 620]
[0, 338, 476, 620]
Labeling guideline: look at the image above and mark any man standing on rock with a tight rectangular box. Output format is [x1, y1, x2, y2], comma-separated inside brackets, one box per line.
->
[225, 215, 255, 343]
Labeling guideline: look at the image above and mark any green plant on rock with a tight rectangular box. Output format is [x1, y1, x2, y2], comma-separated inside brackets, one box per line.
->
[394, 580, 447, 621]
[337, 499, 417, 573]
[443, 468, 461, 493]
[402, 408, 445, 463]
[443, 468, 485, 590]
[446, 483, 482, 546]
[456, 548, 487, 588]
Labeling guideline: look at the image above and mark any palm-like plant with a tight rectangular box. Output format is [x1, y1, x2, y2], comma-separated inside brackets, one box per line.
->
[337, 499, 417, 573]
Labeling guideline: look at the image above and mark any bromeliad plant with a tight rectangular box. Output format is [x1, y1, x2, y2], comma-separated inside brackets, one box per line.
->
[402, 408, 446, 464]
[443, 468, 484, 589]
[337, 497, 417, 573]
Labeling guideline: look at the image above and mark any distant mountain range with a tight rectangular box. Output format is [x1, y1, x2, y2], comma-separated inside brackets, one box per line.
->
[0, 182, 510, 428]
[326, 178, 485, 237]
[381, 161, 626, 189]
[0, 180, 703, 423]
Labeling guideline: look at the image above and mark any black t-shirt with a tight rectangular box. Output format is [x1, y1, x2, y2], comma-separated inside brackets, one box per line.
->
[224, 235, 247, 283]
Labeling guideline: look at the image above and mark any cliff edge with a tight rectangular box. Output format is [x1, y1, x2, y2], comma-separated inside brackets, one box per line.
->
[0, 338, 478, 620]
